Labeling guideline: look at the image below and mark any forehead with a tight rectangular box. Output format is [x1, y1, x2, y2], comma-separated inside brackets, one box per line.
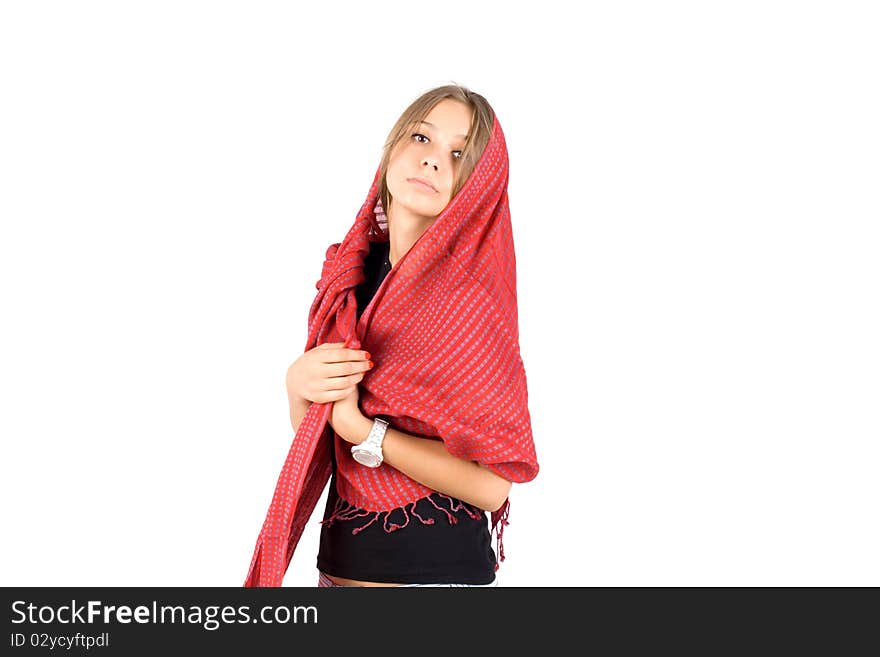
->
[418, 100, 472, 140]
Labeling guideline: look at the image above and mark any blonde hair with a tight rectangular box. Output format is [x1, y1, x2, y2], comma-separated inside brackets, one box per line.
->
[376, 83, 495, 225]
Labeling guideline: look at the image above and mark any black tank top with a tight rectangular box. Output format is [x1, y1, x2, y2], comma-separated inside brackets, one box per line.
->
[316, 238, 498, 584]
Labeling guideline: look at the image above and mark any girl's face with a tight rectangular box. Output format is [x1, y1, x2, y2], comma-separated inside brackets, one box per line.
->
[386, 98, 473, 220]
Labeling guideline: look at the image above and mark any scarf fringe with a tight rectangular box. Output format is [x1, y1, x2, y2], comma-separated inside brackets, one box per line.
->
[491, 497, 511, 572]
[319, 490, 511, 572]
[320, 492, 485, 534]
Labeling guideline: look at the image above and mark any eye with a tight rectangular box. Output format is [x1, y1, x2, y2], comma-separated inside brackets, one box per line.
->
[412, 133, 464, 161]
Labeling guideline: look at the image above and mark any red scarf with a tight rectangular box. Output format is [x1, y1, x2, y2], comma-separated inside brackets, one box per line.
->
[243, 114, 539, 587]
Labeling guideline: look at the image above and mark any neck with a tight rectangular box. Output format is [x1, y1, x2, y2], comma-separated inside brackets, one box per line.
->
[386, 204, 435, 269]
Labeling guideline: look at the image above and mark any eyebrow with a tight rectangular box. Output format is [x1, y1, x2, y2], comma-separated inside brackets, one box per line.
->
[418, 120, 469, 141]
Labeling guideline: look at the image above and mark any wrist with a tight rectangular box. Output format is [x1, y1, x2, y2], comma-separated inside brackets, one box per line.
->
[342, 411, 373, 445]
[287, 387, 309, 407]
[349, 415, 390, 468]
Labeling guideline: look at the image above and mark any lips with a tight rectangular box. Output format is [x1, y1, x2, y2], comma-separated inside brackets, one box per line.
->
[407, 177, 438, 193]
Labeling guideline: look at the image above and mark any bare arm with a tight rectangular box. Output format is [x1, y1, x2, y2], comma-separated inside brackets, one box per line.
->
[288, 393, 312, 434]
[339, 413, 512, 513]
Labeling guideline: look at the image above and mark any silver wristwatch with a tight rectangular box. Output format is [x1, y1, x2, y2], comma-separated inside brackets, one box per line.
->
[350, 417, 389, 468]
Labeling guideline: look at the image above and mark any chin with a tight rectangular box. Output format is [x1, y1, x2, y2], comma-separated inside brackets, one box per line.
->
[398, 197, 443, 218]
[387, 181, 448, 218]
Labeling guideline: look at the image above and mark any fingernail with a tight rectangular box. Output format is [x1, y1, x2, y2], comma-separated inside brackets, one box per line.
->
[364, 352, 371, 360]
[368, 361, 374, 368]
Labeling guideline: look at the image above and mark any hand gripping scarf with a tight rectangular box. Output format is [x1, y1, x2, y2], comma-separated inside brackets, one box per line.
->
[243, 113, 539, 587]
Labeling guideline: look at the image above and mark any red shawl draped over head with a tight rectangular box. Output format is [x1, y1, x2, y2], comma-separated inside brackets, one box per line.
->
[243, 113, 539, 587]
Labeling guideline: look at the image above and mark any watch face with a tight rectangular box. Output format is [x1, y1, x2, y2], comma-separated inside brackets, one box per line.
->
[353, 450, 381, 468]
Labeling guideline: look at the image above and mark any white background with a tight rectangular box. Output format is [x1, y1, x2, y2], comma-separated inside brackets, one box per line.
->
[1, 1, 877, 587]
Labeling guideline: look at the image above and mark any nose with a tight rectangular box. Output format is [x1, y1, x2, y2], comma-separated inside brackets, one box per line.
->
[421, 144, 440, 170]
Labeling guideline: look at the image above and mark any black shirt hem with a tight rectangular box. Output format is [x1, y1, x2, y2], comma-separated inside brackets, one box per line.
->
[316, 559, 497, 585]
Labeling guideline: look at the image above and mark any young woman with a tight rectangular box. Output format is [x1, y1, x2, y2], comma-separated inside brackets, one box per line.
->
[243, 84, 539, 588]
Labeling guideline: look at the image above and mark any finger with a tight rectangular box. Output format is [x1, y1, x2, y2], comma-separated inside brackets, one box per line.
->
[323, 359, 373, 377]
[322, 372, 365, 390]
[315, 386, 357, 404]
[323, 347, 371, 364]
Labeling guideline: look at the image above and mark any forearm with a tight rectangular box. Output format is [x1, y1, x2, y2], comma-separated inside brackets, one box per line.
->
[342, 414, 511, 513]
[289, 393, 312, 434]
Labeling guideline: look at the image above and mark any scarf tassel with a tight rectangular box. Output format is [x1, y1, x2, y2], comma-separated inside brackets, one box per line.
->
[319, 490, 511, 573]
[320, 492, 487, 535]
[491, 497, 511, 572]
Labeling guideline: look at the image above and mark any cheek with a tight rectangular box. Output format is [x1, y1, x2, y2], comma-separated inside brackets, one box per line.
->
[384, 161, 403, 197]
[437, 178, 455, 205]
[386, 155, 412, 192]
[437, 185, 453, 207]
